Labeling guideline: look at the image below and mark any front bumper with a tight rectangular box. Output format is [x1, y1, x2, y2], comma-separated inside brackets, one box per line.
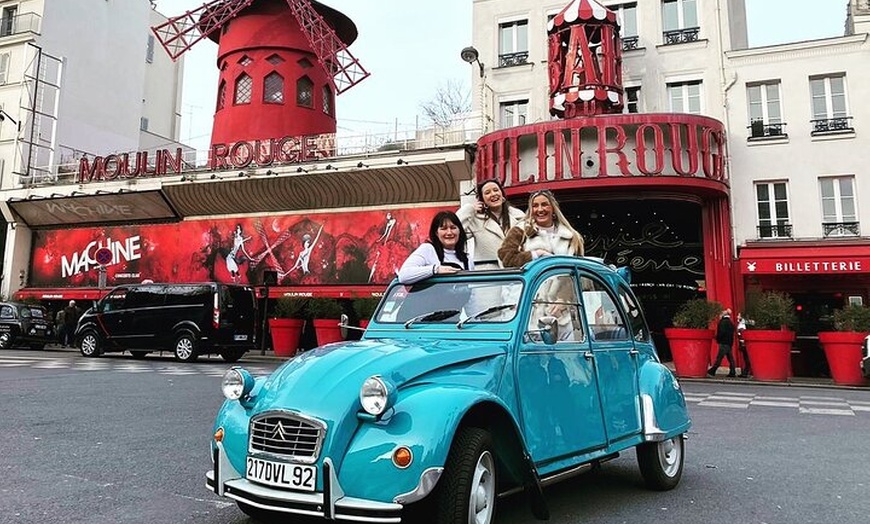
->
[207, 443, 403, 523]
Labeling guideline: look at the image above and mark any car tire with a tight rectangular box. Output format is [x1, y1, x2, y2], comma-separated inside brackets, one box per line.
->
[0, 333, 13, 349]
[130, 351, 149, 360]
[436, 427, 497, 524]
[174, 332, 198, 362]
[220, 349, 245, 363]
[636, 434, 685, 491]
[79, 331, 102, 358]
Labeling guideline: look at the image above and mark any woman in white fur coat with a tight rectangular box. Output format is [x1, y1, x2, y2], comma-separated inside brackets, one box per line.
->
[498, 189, 584, 268]
[456, 178, 525, 269]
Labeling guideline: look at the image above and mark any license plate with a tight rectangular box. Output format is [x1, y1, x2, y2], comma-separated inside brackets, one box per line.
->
[246, 457, 316, 491]
[234, 334, 248, 341]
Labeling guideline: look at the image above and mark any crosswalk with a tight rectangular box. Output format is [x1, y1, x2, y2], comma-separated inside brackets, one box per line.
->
[0, 354, 278, 378]
[684, 391, 870, 416]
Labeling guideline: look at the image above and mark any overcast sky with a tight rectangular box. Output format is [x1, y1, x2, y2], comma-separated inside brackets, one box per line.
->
[154, 0, 848, 153]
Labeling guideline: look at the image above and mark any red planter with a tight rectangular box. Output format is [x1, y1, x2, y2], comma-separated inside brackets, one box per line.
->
[268, 318, 304, 358]
[313, 318, 344, 346]
[664, 328, 713, 378]
[818, 331, 869, 386]
[359, 319, 370, 329]
[742, 330, 796, 382]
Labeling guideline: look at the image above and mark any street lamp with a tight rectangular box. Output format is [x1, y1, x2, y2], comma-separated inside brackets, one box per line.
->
[460, 46, 485, 78]
[460, 45, 494, 133]
[0, 109, 19, 131]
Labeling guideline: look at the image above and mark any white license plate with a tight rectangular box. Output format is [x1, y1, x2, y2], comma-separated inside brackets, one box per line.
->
[234, 334, 248, 341]
[246, 457, 316, 491]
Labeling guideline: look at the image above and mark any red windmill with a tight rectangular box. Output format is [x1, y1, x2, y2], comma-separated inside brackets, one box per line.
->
[152, 0, 369, 150]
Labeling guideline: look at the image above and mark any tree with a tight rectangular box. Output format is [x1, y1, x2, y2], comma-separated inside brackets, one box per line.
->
[420, 79, 471, 128]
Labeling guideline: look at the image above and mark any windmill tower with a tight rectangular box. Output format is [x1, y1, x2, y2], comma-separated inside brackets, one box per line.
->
[152, 0, 369, 150]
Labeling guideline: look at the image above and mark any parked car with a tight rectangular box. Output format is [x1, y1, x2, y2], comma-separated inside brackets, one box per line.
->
[75, 282, 257, 362]
[0, 302, 55, 350]
[207, 256, 692, 523]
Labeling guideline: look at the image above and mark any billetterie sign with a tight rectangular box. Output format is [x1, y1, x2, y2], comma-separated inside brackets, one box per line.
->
[77, 133, 335, 183]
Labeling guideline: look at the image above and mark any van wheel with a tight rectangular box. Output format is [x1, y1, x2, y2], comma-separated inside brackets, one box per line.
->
[79, 331, 102, 357]
[436, 427, 497, 524]
[0, 333, 12, 349]
[174, 333, 198, 362]
[220, 349, 245, 363]
[130, 351, 148, 360]
[637, 435, 685, 491]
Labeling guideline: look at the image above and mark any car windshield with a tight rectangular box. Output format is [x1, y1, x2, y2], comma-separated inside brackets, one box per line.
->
[375, 279, 523, 325]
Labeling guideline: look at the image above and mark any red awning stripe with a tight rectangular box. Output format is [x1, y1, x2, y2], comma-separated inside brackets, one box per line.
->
[549, 0, 617, 32]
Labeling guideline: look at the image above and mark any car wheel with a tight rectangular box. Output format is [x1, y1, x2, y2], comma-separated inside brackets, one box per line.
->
[220, 349, 245, 363]
[436, 427, 497, 524]
[636, 434, 685, 491]
[0, 333, 13, 349]
[174, 333, 198, 362]
[130, 351, 149, 360]
[79, 331, 102, 357]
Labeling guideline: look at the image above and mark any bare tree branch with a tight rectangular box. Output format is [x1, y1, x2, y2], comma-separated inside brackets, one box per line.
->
[420, 80, 472, 127]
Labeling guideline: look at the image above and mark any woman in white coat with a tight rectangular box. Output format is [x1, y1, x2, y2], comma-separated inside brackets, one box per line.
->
[456, 178, 525, 269]
[397, 211, 474, 285]
[498, 189, 584, 268]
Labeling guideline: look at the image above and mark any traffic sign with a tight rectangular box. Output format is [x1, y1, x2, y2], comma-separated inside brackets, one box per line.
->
[94, 247, 113, 266]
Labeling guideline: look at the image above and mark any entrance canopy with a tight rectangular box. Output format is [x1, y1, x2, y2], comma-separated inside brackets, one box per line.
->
[8, 190, 179, 229]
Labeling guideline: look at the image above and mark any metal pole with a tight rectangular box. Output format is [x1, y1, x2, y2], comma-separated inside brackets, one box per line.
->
[260, 284, 269, 355]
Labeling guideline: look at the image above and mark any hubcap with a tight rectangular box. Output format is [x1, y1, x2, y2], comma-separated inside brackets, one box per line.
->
[468, 450, 495, 524]
[81, 335, 97, 355]
[0, 333, 10, 348]
[658, 437, 682, 477]
[176, 338, 193, 360]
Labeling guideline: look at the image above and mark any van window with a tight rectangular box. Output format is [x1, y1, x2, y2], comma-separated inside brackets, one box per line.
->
[102, 289, 128, 312]
[124, 286, 165, 309]
[164, 285, 210, 306]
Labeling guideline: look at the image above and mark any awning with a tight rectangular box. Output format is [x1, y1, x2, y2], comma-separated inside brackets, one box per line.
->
[738, 243, 870, 275]
[14, 285, 387, 302]
[8, 189, 179, 229]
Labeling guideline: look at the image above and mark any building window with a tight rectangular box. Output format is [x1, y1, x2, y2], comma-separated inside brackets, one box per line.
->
[613, 2, 639, 49]
[322, 85, 333, 115]
[146, 35, 155, 64]
[499, 100, 528, 129]
[498, 20, 529, 67]
[139, 117, 149, 132]
[820, 176, 859, 237]
[667, 81, 702, 114]
[1, 6, 17, 37]
[0, 53, 9, 85]
[264, 72, 284, 104]
[747, 81, 785, 139]
[623, 86, 641, 114]
[662, 0, 699, 44]
[234, 74, 252, 105]
[810, 74, 852, 134]
[216, 81, 226, 111]
[239, 55, 253, 67]
[266, 54, 284, 65]
[756, 182, 791, 239]
[297, 76, 314, 108]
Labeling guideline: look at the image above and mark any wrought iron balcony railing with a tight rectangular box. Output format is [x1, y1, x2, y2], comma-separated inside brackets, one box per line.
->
[662, 27, 700, 45]
[811, 116, 854, 135]
[498, 51, 529, 68]
[757, 223, 793, 239]
[0, 12, 41, 38]
[822, 222, 860, 237]
[622, 36, 639, 51]
[748, 121, 787, 139]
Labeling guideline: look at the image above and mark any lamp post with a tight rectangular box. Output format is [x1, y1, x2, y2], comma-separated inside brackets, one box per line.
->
[0, 109, 19, 130]
[460, 46, 494, 133]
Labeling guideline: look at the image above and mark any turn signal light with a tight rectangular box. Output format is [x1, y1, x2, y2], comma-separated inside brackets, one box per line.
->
[214, 427, 225, 443]
[392, 446, 412, 469]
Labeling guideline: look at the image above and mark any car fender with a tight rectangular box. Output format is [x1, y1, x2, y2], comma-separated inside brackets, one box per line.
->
[172, 321, 202, 339]
[637, 360, 691, 441]
[337, 384, 524, 504]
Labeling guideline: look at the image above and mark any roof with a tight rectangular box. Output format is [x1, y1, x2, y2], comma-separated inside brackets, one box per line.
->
[548, 0, 617, 33]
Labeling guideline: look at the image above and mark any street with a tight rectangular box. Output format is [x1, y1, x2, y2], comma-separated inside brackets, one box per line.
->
[1, 348, 868, 524]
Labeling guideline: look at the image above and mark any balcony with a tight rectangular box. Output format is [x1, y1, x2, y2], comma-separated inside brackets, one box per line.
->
[822, 222, 860, 237]
[0, 12, 41, 38]
[748, 121, 787, 140]
[811, 116, 854, 135]
[757, 224, 793, 239]
[498, 51, 529, 68]
[662, 27, 700, 45]
[622, 36, 640, 51]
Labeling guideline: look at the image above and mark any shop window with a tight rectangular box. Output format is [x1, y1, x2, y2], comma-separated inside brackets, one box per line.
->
[662, 0, 699, 44]
[499, 99, 528, 129]
[747, 81, 785, 139]
[810, 74, 852, 135]
[755, 182, 791, 239]
[297, 76, 313, 108]
[234, 74, 252, 105]
[667, 81, 702, 115]
[498, 19, 529, 67]
[264, 72, 284, 104]
[820, 176, 858, 237]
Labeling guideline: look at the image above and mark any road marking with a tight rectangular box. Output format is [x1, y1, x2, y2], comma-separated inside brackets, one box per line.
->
[698, 401, 749, 409]
[798, 407, 854, 416]
[751, 400, 800, 408]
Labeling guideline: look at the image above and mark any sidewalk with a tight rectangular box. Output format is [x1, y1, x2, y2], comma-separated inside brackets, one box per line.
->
[665, 362, 868, 391]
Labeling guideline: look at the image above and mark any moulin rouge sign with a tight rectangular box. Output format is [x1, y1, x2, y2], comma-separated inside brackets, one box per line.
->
[77, 133, 335, 183]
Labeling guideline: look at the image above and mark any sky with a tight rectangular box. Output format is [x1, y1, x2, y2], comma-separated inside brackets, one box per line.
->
[154, 0, 847, 154]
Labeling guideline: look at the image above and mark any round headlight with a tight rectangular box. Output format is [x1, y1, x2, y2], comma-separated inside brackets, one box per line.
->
[221, 367, 254, 400]
[360, 375, 393, 416]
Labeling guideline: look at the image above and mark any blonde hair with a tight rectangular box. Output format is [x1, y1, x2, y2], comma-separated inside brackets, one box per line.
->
[524, 190, 585, 256]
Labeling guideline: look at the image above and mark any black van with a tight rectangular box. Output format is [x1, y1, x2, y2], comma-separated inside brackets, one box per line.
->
[0, 302, 56, 350]
[75, 283, 257, 362]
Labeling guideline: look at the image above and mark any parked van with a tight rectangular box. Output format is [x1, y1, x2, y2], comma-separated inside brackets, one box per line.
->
[75, 283, 257, 362]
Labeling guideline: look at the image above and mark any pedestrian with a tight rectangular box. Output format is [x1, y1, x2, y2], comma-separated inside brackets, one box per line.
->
[708, 308, 737, 377]
[498, 189, 584, 268]
[456, 178, 525, 269]
[55, 307, 66, 346]
[397, 210, 473, 285]
[63, 300, 81, 347]
[737, 312, 752, 377]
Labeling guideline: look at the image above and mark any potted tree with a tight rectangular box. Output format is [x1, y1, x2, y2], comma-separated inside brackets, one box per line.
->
[664, 299, 723, 378]
[353, 298, 380, 329]
[818, 304, 870, 386]
[308, 298, 345, 346]
[742, 291, 797, 382]
[269, 297, 307, 358]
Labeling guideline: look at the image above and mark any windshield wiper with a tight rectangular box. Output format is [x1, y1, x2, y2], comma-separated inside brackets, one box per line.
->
[456, 304, 516, 329]
[403, 309, 461, 329]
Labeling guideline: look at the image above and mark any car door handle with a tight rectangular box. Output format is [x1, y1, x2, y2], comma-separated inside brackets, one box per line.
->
[583, 351, 594, 360]
[629, 349, 639, 356]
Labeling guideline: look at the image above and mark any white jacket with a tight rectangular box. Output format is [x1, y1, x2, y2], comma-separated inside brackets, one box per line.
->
[456, 203, 525, 267]
[397, 243, 474, 284]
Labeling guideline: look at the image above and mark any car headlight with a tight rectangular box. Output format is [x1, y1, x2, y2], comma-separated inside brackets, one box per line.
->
[359, 375, 395, 416]
[221, 367, 255, 400]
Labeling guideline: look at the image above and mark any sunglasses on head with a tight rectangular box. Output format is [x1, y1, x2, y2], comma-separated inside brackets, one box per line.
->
[530, 189, 555, 199]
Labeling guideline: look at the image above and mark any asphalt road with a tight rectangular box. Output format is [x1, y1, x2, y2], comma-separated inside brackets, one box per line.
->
[0, 348, 867, 524]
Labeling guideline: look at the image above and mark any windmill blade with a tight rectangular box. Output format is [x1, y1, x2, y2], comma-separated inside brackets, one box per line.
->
[286, 0, 370, 94]
[152, 0, 255, 60]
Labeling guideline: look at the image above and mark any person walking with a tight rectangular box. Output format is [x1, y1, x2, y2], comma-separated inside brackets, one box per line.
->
[55, 307, 66, 347]
[498, 189, 584, 268]
[456, 178, 525, 269]
[397, 211, 473, 285]
[708, 308, 737, 377]
[62, 300, 81, 347]
[736, 312, 752, 377]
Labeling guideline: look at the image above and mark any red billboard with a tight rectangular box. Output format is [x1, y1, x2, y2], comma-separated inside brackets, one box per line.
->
[30, 206, 447, 288]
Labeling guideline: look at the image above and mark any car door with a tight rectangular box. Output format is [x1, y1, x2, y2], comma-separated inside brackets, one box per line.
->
[516, 270, 607, 465]
[123, 285, 167, 348]
[579, 274, 642, 443]
[98, 287, 130, 343]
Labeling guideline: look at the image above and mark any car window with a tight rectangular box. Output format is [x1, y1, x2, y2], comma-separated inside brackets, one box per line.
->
[527, 272, 585, 344]
[102, 289, 128, 312]
[617, 285, 648, 341]
[579, 276, 629, 341]
[164, 285, 210, 306]
[124, 287, 165, 309]
[376, 280, 523, 324]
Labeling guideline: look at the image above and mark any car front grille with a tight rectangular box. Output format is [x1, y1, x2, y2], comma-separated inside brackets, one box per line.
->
[249, 412, 325, 463]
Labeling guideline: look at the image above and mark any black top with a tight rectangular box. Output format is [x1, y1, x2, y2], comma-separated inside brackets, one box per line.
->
[716, 315, 735, 344]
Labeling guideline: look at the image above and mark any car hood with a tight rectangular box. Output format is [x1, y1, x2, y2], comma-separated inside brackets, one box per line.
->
[250, 338, 507, 420]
